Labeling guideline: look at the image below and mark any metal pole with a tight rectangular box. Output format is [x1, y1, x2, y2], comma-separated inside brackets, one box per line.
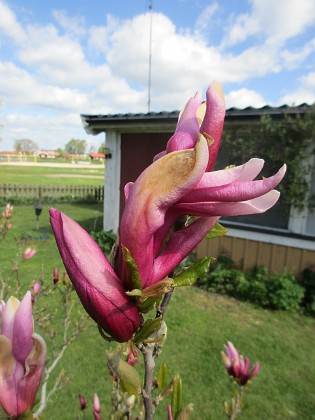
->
[147, 0, 153, 113]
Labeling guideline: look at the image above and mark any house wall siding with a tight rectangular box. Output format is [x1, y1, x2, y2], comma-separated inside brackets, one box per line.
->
[196, 235, 315, 275]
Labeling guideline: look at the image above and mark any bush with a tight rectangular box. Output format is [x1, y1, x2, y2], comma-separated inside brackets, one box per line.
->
[90, 230, 117, 257]
[197, 256, 306, 312]
[300, 266, 315, 314]
[264, 272, 305, 311]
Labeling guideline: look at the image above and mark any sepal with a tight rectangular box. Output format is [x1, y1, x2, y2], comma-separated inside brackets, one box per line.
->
[122, 246, 142, 290]
[205, 222, 228, 239]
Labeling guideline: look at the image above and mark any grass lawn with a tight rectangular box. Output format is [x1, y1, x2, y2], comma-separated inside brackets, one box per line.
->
[0, 164, 104, 186]
[1, 202, 315, 419]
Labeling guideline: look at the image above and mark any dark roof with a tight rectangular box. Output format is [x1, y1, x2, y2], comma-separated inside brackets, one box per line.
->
[81, 103, 312, 135]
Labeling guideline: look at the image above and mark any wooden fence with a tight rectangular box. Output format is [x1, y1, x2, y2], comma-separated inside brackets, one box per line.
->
[0, 184, 104, 200]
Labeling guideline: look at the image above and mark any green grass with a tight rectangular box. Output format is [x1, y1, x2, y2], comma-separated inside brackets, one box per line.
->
[1, 203, 315, 419]
[0, 165, 104, 186]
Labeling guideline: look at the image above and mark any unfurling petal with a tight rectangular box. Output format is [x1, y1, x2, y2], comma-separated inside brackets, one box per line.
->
[49, 209, 142, 342]
[119, 136, 209, 288]
[199, 81, 226, 171]
[12, 291, 33, 365]
[166, 91, 202, 153]
[17, 333, 47, 415]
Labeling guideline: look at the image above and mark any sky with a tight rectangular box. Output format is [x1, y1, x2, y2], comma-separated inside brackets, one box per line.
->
[0, 0, 314, 151]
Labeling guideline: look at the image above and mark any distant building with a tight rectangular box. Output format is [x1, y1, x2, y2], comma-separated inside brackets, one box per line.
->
[33, 150, 59, 159]
[89, 152, 105, 160]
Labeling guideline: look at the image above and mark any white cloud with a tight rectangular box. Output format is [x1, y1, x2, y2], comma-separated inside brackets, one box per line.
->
[0, 1, 25, 43]
[52, 9, 86, 38]
[278, 72, 315, 105]
[225, 88, 266, 109]
[0, 0, 314, 151]
[223, 0, 315, 47]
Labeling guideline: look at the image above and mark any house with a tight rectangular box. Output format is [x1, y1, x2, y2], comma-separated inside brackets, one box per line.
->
[81, 104, 315, 275]
[89, 152, 105, 160]
[33, 150, 59, 159]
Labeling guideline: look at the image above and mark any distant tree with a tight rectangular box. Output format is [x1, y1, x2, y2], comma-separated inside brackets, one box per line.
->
[56, 148, 65, 158]
[65, 139, 87, 155]
[89, 145, 96, 153]
[98, 143, 106, 154]
[14, 139, 38, 153]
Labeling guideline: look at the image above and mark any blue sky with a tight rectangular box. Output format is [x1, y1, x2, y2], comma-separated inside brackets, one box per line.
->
[0, 0, 314, 151]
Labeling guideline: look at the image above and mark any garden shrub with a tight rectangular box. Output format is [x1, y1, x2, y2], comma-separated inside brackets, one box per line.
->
[90, 230, 117, 257]
[300, 266, 315, 315]
[264, 272, 305, 311]
[197, 256, 307, 313]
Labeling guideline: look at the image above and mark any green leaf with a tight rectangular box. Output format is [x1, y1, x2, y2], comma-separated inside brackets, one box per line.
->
[138, 296, 162, 313]
[157, 363, 168, 391]
[173, 257, 213, 287]
[107, 352, 141, 396]
[171, 374, 183, 420]
[122, 246, 142, 290]
[133, 318, 162, 344]
[206, 223, 228, 239]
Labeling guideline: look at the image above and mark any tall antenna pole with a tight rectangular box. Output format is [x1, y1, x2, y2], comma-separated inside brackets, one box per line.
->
[147, 0, 153, 113]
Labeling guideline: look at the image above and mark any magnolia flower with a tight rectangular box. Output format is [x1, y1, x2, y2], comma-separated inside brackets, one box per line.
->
[49, 209, 142, 342]
[0, 291, 46, 417]
[118, 82, 286, 288]
[93, 393, 101, 420]
[222, 341, 260, 386]
[2, 203, 13, 219]
[23, 247, 37, 260]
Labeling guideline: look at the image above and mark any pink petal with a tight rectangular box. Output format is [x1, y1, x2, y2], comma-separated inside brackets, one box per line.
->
[151, 217, 218, 284]
[0, 335, 18, 417]
[194, 158, 265, 189]
[12, 292, 33, 366]
[181, 165, 286, 203]
[17, 333, 46, 415]
[49, 209, 142, 342]
[199, 82, 226, 171]
[174, 190, 281, 217]
[1, 297, 20, 342]
[166, 91, 202, 153]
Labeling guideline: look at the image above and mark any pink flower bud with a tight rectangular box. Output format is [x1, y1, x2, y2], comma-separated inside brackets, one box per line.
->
[49, 208, 142, 342]
[127, 349, 140, 366]
[222, 341, 260, 386]
[78, 394, 87, 410]
[0, 292, 46, 417]
[93, 393, 101, 420]
[117, 82, 286, 289]
[23, 247, 37, 260]
[32, 280, 40, 295]
[53, 267, 59, 284]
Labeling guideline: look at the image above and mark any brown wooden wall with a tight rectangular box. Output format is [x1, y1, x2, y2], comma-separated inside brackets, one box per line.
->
[120, 132, 170, 216]
[196, 235, 315, 275]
